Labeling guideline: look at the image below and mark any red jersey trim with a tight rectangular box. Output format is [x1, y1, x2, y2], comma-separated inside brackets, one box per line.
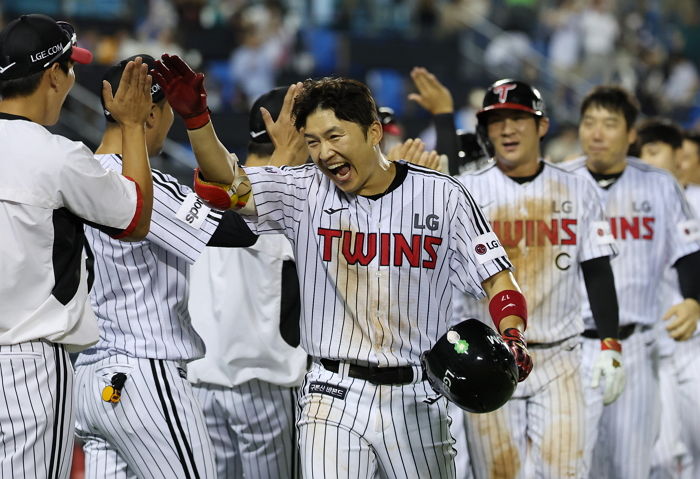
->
[111, 176, 143, 239]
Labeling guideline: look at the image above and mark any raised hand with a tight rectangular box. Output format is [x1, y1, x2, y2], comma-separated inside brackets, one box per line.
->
[102, 57, 152, 127]
[263, 83, 309, 167]
[408, 67, 454, 115]
[152, 53, 210, 129]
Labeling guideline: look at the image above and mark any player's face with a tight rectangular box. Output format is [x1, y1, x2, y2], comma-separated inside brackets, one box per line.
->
[679, 139, 700, 186]
[486, 110, 548, 168]
[579, 106, 636, 173]
[303, 108, 387, 195]
[639, 141, 680, 178]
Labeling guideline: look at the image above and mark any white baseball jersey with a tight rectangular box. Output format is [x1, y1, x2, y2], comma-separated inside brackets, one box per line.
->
[76, 154, 221, 366]
[243, 160, 510, 478]
[0, 116, 141, 348]
[187, 235, 308, 388]
[241, 162, 511, 366]
[566, 157, 700, 328]
[0, 114, 141, 479]
[567, 157, 700, 479]
[457, 161, 616, 344]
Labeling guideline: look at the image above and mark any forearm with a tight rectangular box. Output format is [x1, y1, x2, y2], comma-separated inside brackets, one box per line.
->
[119, 123, 152, 238]
[186, 121, 235, 184]
[581, 256, 619, 339]
[433, 113, 460, 176]
[481, 270, 527, 333]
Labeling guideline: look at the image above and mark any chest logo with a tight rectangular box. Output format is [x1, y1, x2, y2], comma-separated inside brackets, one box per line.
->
[323, 207, 349, 215]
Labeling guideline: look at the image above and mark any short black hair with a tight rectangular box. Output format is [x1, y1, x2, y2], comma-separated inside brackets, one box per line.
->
[0, 58, 70, 99]
[636, 118, 683, 150]
[246, 141, 275, 159]
[292, 77, 379, 135]
[580, 85, 640, 131]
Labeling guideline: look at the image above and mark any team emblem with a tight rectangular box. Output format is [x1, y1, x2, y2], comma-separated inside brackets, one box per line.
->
[475, 244, 487, 255]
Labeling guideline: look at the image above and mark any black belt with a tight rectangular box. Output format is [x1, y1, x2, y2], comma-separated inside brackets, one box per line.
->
[319, 358, 426, 385]
[582, 323, 652, 340]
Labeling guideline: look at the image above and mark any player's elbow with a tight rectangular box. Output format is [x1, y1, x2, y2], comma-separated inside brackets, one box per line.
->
[115, 214, 151, 242]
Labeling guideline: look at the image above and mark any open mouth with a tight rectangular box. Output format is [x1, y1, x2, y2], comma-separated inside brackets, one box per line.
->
[327, 162, 351, 180]
[502, 141, 519, 151]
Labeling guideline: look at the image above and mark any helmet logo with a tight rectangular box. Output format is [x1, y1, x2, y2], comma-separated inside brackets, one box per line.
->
[447, 330, 470, 354]
[493, 83, 517, 103]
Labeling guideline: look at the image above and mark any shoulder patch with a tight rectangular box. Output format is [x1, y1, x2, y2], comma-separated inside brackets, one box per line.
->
[592, 221, 615, 245]
[176, 193, 211, 229]
[471, 232, 507, 264]
[678, 219, 700, 243]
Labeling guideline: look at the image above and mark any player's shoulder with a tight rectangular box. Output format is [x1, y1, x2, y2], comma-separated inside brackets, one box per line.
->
[558, 156, 587, 173]
[625, 157, 675, 180]
[544, 160, 596, 187]
[404, 161, 474, 194]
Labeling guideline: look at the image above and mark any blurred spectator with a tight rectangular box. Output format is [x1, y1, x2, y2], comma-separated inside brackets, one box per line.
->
[229, 3, 296, 108]
[439, 0, 490, 34]
[484, 30, 537, 80]
[545, 123, 581, 163]
[662, 52, 699, 115]
[580, 0, 619, 83]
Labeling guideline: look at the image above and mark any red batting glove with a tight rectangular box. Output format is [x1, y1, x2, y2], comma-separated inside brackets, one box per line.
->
[502, 328, 533, 382]
[152, 54, 210, 130]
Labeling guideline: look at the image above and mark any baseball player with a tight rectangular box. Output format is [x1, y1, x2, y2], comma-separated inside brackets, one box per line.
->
[194, 76, 533, 478]
[565, 86, 700, 479]
[634, 118, 700, 478]
[454, 80, 620, 479]
[187, 86, 309, 479]
[0, 14, 154, 479]
[73, 54, 257, 478]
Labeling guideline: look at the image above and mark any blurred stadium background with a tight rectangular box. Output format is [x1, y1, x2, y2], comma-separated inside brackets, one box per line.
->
[2, 0, 698, 180]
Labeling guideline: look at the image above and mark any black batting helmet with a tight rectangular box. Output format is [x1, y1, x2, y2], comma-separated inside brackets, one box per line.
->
[420, 318, 518, 413]
[476, 79, 546, 157]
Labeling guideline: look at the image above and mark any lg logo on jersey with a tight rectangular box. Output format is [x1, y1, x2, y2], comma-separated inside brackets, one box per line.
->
[413, 214, 440, 231]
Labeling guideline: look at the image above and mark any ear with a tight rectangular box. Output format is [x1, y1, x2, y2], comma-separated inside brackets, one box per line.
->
[368, 120, 383, 147]
[145, 103, 158, 129]
[46, 63, 64, 91]
[627, 128, 637, 146]
[538, 116, 550, 139]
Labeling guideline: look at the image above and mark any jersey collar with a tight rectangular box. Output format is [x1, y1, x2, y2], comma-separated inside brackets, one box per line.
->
[0, 112, 31, 121]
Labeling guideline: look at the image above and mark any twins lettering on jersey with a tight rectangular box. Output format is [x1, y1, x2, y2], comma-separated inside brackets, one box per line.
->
[317, 212, 444, 268]
[318, 228, 443, 268]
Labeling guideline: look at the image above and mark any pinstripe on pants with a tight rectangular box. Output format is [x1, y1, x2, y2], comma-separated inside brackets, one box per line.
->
[192, 380, 299, 478]
[74, 355, 216, 479]
[0, 341, 74, 479]
[297, 362, 456, 479]
[465, 338, 586, 479]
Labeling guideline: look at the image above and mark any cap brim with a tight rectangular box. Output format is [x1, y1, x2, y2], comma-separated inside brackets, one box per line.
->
[70, 46, 93, 65]
[477, 103, 541, 116]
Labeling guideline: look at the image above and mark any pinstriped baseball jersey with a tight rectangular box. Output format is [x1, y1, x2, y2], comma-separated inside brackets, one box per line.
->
[242, 161, 511, 366]
[457, 161, 616, 344]
[77, 154, 221, 366]
[566, 157, 700, 329]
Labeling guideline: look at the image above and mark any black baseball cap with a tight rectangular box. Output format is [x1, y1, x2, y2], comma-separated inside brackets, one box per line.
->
[101, 54, 165, 122]
[0, 14, 92, 81]
[249, 87, 287, 144]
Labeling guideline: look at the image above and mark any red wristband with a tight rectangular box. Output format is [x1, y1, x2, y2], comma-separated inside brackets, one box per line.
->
[184, 109, 211, 130]
[488, 289, 527, 331]
[601, 337, 622, 352]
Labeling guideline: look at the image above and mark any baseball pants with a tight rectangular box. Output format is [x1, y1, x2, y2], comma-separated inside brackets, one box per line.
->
[191, 380, 299, 479]
[582, 326, 661, 479]
[464, 337, 586, 479]
[297, 361, 456, 479]
[74, 355, 216, 479]
[0, 341, 74, 479]
[651, 347, 692, 479]
[673, 334, 700, 478]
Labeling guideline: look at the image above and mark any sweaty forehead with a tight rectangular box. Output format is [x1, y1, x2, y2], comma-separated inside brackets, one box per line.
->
[304, 108, 349, 135]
